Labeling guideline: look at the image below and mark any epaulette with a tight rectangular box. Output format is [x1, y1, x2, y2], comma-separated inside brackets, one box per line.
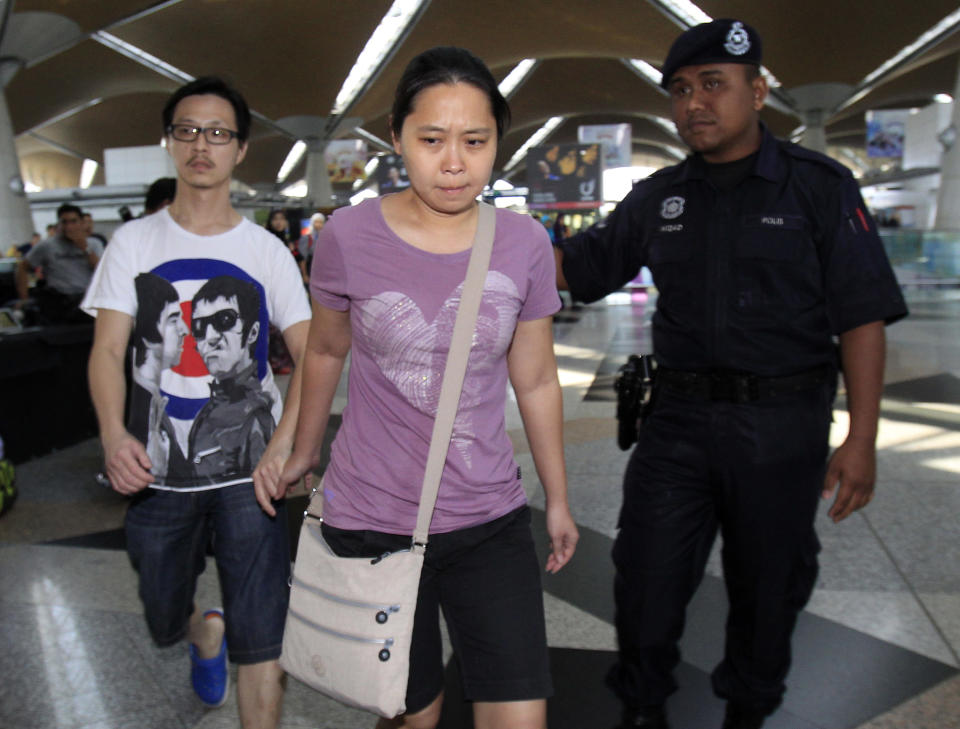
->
[780, 139, 851, 178]
[631, 160, 687, 195]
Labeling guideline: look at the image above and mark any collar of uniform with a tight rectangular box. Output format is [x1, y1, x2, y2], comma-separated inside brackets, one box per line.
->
[679, 121, 783, 183]
[752, 122, 785, 183]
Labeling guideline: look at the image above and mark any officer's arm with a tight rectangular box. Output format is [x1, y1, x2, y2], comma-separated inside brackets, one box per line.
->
[558, 186, 647, 303]
[554, 247, 569, 291]
[822, 320, 885, 522]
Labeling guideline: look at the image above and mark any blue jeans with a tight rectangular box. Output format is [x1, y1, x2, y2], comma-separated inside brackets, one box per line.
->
[125, 483, 290, 664]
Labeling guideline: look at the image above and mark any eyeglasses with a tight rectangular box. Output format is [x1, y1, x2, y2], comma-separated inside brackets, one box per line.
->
[166, 124, 239, 145]
[191, 308, 240, 339]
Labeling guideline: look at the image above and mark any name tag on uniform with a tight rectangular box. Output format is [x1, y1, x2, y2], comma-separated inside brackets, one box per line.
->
[742, 214, 805, 230]
[658, 223, 684, 233]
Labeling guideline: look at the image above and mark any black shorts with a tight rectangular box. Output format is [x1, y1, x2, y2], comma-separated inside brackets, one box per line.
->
[322, 505, 553, 713]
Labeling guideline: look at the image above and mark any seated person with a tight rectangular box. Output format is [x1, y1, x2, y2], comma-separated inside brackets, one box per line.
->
[15, 203, 103, 324]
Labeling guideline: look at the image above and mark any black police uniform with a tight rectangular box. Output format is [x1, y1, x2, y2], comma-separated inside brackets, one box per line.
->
[560, 123, 907, 715]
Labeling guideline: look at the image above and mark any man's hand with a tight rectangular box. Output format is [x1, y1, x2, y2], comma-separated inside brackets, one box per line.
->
[822, 436, 876, 522]
[103, 431, 154, 495]
[269, 451, 317, 514]
[545, 500, 579, 573]
[252, 438, 296, 517]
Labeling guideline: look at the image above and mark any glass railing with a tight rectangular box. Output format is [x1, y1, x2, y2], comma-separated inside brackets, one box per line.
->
[880, 230, 960, 298]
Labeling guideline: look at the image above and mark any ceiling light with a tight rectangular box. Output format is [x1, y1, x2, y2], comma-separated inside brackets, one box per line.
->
[835, 8, 960, 114]
[79, 159, 98, 189]
[364, 157, 380, 175]
[277, 141, 307, 183]
[503, 116, 565, 173]
[863, 8, 960, 87]
[280, 180, 307, 198]
[934, 93, 953, 104]
[332, 0, 429, 115]
[650, 0, 711, 27]
[353, 127, 393, 152]
[350, 188, 379, 206]
[498, 59, 537, 99]
[627, 59, 662, 87]
[93, 31, 193, 83]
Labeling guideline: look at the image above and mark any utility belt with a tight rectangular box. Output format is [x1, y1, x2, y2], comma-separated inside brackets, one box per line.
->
[656, 364, 835, 403]
[614, 356, 835, 450]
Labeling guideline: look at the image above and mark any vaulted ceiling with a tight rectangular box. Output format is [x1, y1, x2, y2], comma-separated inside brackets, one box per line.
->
[2, 0, 959, 196]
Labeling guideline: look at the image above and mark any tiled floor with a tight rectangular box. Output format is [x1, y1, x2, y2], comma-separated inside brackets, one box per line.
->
[1, 289, 959, 729]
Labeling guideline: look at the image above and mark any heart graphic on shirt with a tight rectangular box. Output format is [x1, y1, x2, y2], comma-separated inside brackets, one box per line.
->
[354, 271, 519, 468]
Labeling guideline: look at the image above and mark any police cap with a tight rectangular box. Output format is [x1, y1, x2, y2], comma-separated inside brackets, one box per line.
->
[660, 19, 762, 89]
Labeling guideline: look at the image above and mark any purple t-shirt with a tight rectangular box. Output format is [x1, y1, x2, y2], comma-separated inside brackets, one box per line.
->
[311, 198, 560, 534]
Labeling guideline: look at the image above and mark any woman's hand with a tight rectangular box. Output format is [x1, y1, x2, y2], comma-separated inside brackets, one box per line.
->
[545, 500, 579, 573]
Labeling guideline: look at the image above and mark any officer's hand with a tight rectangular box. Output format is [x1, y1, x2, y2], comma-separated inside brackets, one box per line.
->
[545, 500, 579, 573]
[822, 436, 876, 523]
[103, 431, 154, 495]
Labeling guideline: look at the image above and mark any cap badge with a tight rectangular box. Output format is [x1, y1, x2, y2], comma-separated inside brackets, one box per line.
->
[660, 196, 685, 220]
[724, 21, 751, 56]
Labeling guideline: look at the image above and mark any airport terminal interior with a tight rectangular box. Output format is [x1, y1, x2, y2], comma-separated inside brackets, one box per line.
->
[2, 1, 960, 728]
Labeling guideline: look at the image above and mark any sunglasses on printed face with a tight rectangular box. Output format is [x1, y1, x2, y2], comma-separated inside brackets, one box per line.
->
[191, 308, 240, 340]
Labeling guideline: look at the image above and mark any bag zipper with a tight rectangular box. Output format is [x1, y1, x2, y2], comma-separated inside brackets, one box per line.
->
[292, 576, 402, 617]
[287, 607, 395, 648]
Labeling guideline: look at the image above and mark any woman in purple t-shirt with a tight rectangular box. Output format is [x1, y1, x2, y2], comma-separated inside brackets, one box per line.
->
[279, 47, 578, 729]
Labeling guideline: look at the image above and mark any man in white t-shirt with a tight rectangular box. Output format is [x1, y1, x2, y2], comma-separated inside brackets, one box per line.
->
[84, 76, 310, 728]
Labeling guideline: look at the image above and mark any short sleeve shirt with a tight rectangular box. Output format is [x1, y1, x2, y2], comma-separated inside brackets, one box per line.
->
[81, 210, 311, 490]
[26, 235, 104, 295]
[311, 199, 560, 534]
[560, 124, 908, 375]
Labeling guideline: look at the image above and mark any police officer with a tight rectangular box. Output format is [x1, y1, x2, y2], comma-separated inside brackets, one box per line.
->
[556, 19, 907, 729]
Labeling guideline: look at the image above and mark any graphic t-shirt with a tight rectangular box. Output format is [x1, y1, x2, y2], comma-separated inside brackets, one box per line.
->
[82, 210, 311, 491]
[311, 198, 561, 534]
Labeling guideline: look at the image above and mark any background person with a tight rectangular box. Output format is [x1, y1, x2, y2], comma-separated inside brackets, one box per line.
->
[277, 46, 578, 729]
[83, 212, 108, 247]
[15, 203, 103, 324]
[556, 19, 907, 729]
[264, 209, 300, 372]
[144, 177, 177, 215]
[295, 211, 324, 278]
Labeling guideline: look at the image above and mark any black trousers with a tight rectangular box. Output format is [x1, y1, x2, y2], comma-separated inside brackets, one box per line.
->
[608, 381, 835, 715]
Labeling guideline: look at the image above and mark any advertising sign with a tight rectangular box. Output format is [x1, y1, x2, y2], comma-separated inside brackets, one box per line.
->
[375, 153, 410, 193]
[527, 143, 603, 210]
[578, 123, 632, 169]
[325, 140, 368, 183]
[866, 110, 908, 158]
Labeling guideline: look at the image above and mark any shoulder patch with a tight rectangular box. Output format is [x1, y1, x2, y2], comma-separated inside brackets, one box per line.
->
[648, 161, 684, 180]
[781, 140, 851, 178]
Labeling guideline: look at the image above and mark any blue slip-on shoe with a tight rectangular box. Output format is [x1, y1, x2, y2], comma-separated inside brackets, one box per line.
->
[190, 608, 229, 707]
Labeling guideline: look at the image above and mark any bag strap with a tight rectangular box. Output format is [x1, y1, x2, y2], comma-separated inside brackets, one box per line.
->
[412, 202, 496, 547]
